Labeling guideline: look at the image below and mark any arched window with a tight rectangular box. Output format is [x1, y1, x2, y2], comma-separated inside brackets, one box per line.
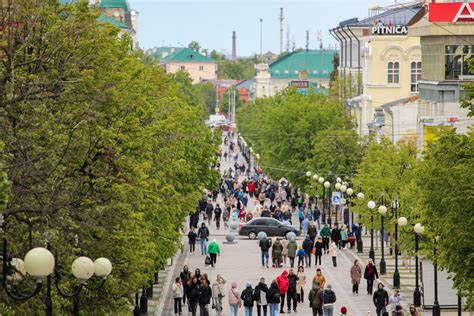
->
[410, 61, 422, 92]
[388, 62, 400, 84]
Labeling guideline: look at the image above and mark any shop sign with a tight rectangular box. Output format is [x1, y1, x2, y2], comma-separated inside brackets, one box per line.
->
[429, 3, 474, 23]
[371, 25, 408, 35]
[290, 80, 309, 89]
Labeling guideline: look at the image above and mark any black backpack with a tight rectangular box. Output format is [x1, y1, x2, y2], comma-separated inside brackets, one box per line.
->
[323, 290, 336, 303]
[243, 290, 254, 305]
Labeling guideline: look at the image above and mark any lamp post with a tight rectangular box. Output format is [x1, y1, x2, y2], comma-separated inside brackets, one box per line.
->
[0, 214, 112, 316]
[334, 182, 342, 225]
[346, 187, 354, 226]
[433, 236, 441, 316]
[394, 215, 407, 289]
[356, 192, 365, 253]
[340, 184, 348, 226]
[378, 204, 387, 275]
[368, 200, 376, 261]
[318, 177, 325, 224]
[324, 181, 331, 226]
[413, 222, 424, 307]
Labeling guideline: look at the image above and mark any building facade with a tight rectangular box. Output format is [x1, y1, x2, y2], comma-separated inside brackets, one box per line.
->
[254, 50, 336, 98]
[154, 47, 218, 84]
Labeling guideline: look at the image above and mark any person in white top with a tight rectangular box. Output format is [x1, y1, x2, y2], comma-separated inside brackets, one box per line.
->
[172, 277, 184, 315]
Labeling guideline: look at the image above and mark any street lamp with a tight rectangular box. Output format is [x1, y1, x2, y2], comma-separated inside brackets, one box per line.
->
[334, 182, 342, 225]
[306, 171, 312, 177]
[0, 214, 112, 316]
[394, 215, 407, 289]
[368, 200, 376, 261]
[324, 181, 330, 225]
[414, 223, 425, 307]
[312, 174, 319, 181]
[356, 192, 365, 253]
[346, 188, 354, 226]
[433, 236, 441, 316]
[378, 205, 387, 275]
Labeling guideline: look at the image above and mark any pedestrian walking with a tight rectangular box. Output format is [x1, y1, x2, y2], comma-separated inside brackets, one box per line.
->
[350, 260, 362, 294]
[254, 278, 269, 316]
[206, 201, 214, 225]
[276, 271, 289, 313]
[197, 223, 210, 255]
[314, 237, 323, 266]
[407, 305, 421, 316]
[188, 227, 197, 254]
[173, 277, 184, 315]
[207, 239, 220, 268]
[302, 236, 314, 267]
[373, 283, 389, 316]
[286, 268, 299, 313]
[312, 268, 326, 289]
[389, 290, 401, 314]
[394, 305, 404, 315]
[211, 274, 226, 316]
[228, 282, 242, 316]
[287, 239, 297, 268]
[180, 266, 191, 306]
[320, 225, 331, 254]
[259, 234, 272, 268]
[272, 238, 283, 268]
[187, 276, 200, 316]
[266, 280, 281, 316]
[214, 204, 222, 229]
[364, 259, 379, 295]
[331, 224, 341, 249]
[241, 281, 255, 316]
[340, 225, 349, 249]
[198, 279, 212, 316]
[322, 284, 336, 316]
[296, 266, 306, 304]
[329, 241, 338, 267]
[308, 281, 323, 316]
[296, 245, 305, 268]
[280, 238, 289, 266]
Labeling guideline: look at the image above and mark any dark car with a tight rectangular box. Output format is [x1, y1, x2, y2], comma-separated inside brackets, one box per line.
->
[238, 218, 301, 239]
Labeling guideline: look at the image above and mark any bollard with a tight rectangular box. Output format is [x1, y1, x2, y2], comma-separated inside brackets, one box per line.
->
[140, 286, 148, 314]
[133, 293, 141, 316]
[146, 280, 154, 298]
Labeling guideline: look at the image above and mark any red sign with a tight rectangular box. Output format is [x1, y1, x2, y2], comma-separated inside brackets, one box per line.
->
[429, 3, 474, 23]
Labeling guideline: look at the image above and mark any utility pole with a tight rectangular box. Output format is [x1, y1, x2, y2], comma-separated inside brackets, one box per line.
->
[279, 8, 284, 54]
[286, 24, 291, 52]
[306, 30, 310, 51]
[259, 18, 263, 56]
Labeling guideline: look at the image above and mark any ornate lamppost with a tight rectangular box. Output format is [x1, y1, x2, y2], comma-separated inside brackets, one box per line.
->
[378, 204, 387, 275]
[324, 181, 331, 226]
[368, 200, 376, 261]
[433, 236, 441, 316]
[393, 215, 407, 289]
[356, 192, 365, 253]
[413, 222, 424, 307]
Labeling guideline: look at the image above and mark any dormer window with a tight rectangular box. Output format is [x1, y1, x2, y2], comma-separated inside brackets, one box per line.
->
[284, 70, 289, 74]
[274, 70, 280, 74]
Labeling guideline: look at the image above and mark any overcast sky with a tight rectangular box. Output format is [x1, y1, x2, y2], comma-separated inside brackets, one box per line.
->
[129, 0, 399, 56]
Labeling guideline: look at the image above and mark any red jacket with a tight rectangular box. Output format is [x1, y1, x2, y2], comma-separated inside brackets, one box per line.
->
[248, 182, 255, 193]
[276, 271, 289, 294]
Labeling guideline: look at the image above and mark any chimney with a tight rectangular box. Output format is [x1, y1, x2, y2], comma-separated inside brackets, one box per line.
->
[232, 31, 237, 61]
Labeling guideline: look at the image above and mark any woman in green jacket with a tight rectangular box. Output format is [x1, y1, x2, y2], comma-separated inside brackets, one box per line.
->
[207, 239, 221, 268]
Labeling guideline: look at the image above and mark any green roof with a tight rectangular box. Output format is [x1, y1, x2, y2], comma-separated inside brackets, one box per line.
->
[269, 50, 337, 79]
[97, 13, 130, 29]
[153, 47, 214, 63]
[99, 0, 130, 12]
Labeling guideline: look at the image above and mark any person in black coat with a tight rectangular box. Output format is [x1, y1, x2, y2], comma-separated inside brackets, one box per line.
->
[302, 237, 314, 267]
[330, 224, 342, 249]
[254, 278, 269, 316]
[187, 277, 200, 316]
[364, 260, 379, 295]
[241, 282, 255, 314]
[214, 204, 222, 229]
[188, 227, 197, 254]
[266, 280, 281, 314]
[373, 283, 389, 316]
[180, 265, 191, 305]
[198, 280, 212, 316]
[286, 268, 299, 313]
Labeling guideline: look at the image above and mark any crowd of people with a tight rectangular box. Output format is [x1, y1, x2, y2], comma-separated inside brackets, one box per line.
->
[175, 132, 422, 316]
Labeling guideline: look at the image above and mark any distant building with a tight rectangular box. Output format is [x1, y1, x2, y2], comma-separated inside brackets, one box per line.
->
[235, 80, 255, 103]
[154, 47, 218, 84]
[254, 49, 336, 98]
[260, 51, 278, 64]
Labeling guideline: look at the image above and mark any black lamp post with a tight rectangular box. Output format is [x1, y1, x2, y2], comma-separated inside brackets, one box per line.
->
[356, 191, 365, 253]
[378, 202, 387, 275]
[368, 200, 376, 262]
[334, 181, 342, 225]
[433, 236, 441, 316]
[413, 223, 424, 307]
[0, 214, 112, 316]
[394, 211, 406, 289]
[324, 180, 331, 226]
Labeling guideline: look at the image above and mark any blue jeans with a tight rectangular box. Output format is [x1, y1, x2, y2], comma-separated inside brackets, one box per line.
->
[323, 305, 334, 316]
[230, 304, 239, 316]
[261, 250, 269, 266]
[269, 303, 280, 316]
[200, 238, 207, 255]
[315, 218, 321, 229]
[245, 306, 253, 316]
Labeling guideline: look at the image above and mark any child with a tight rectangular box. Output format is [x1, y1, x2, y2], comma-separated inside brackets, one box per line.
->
[341, 306, 348, 315]
[296, 245, 306, 267]
[329, 240, 338, 267]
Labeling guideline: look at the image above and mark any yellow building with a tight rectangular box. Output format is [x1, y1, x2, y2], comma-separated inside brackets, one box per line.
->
[332, 2, 423, 138]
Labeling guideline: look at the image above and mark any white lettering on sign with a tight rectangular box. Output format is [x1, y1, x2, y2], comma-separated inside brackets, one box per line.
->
[371, 25, 408, 35]
[453, 3, 474, 22]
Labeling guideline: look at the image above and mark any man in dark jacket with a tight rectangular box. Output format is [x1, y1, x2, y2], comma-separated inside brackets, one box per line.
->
[373, 283, 389, 316]
[308, 281, 323, 316]
[214, 204, 222, 229]
[259, 235, 272, 268]
[286, 268, 299, 313]
[307, 223, 318, 242]
[266, 280, 281, 315]
[205, 201, 214, 224]
[241, 282, 255, 312]
[330, 224, 341, 249]
[254, 278, 269, 316]
[197, 223, 210, 255]
[302, 237, 314, 267]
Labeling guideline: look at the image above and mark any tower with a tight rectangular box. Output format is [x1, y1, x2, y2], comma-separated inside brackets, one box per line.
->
[232, 31, 237, 61]
[279, 8, 284, 54]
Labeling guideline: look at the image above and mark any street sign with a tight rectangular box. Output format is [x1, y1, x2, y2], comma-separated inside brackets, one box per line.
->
[332, 192, 341, 205]
[340, 198, 347, 205]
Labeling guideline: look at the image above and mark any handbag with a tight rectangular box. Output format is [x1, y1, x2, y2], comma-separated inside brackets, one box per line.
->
[205, 255, 211, 265]
[211, 298, 216, 309]
[311, 248, 316, 255]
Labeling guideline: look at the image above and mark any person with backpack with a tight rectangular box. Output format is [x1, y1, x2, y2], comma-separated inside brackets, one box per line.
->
[308, 281, 323, 316]
[287, 239, 297, 268]
[276, 271, 289, 313]
[259, 235, 272, 268]
[302, 236, 314, 267]
[172, 277, 184, 315]
[254, 278, 269, 316]
[272, 238, 283, 268]
[241, 281, 255, 316]
[266, 280, 281, 316]
[286, 268, 299, 313]
[373, 283, 389, 316]
[214, 204, 222, 230]
[322, 284, 336, 316]
[197, 223, 210, 256]
[228, 282, 242, 316]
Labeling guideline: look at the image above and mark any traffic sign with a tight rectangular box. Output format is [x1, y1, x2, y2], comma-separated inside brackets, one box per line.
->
[332, 192, 341, 205]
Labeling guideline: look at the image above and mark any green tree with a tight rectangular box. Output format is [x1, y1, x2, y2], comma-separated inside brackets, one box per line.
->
[188, 40, 201, 52]
[219, 87, 243, 114]
[196, 82, 217, 115]
[461, 58, 474, 117]
[218, 58, 257, 80]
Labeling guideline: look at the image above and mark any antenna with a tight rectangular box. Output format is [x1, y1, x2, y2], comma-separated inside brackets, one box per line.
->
[279, 8, 284, 54]
[286, 24, 290, 52]
[305, 30, 310, 51]
[317, 30, 323, 50]
[292, 36, 295, 52]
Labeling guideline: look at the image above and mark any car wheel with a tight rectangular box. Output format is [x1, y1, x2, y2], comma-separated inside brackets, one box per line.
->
[248, 231, 257, 240]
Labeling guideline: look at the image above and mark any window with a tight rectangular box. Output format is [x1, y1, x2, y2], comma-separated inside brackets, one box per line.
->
[445, 45, 474, 80]
[388, 62, 400, 84]
[267, 219, 280, 227]
[199, 65, 204, 71]
[410, 61, 422, 92]
[180, 65, 185, 71]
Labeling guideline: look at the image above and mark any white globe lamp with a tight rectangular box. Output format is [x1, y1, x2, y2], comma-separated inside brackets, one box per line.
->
[94, 258, 113, 279]
[72, 256, 95, 282]
[368, 201, 376, 209]
[24, 247, 55, 281]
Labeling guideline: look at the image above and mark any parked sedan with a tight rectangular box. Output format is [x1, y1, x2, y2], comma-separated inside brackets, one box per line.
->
[238, 217, 301, 240]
